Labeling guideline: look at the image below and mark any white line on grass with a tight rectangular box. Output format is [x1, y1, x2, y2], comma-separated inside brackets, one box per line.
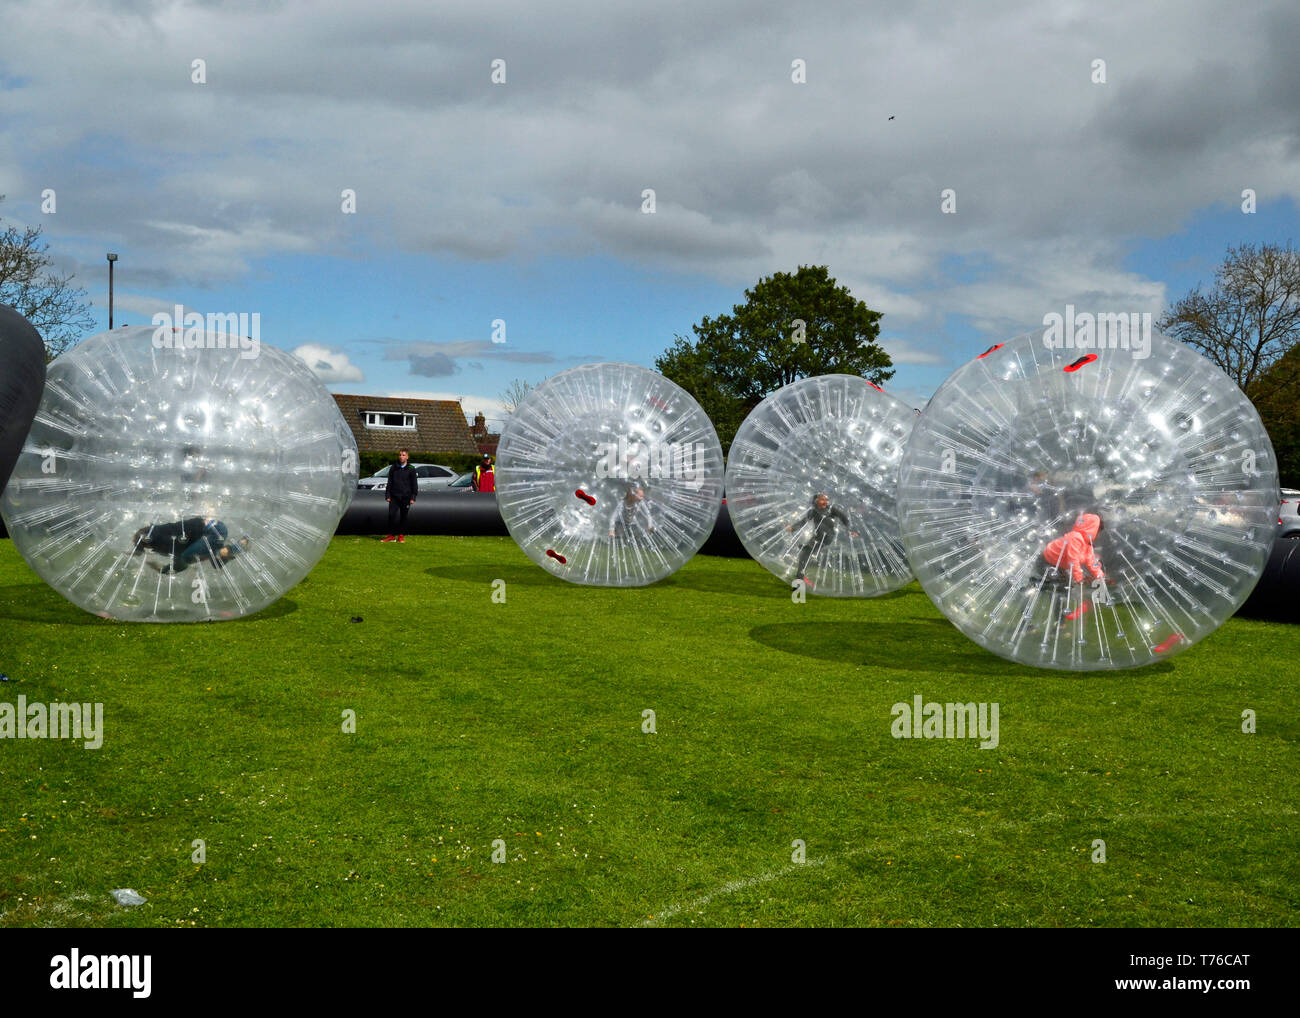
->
[640, 857, 830, 927]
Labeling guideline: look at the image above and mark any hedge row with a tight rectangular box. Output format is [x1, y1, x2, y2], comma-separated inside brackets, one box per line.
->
[356, 450, 487, 479]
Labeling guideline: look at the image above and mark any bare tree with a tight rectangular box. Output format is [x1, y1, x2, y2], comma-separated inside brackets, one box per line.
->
[0, 199, 95, 358]
[499, 378, 534, 414]
[1159, 242, 1300, 397]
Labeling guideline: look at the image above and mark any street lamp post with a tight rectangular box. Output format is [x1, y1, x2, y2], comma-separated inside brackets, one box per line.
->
[106, 253, 118, 328]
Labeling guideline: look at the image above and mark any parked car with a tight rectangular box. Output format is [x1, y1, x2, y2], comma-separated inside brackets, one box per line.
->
[1278, 488, 1300, 538]
[448, 471, 499, 493]
[356, 462, 459, 492]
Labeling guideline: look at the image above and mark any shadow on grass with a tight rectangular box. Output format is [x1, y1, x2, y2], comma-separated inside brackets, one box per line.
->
[0, 582, 298, 625]
[667, 568, 925, 601]
[230, 598, 299, 623]
[748, 620, 1176, 677]
[425, 563, 567, 588]
[659, 568, 791, 599]
[425, 560, 784, 593]
[424, 562, 940, 601]
[0, 583, 113, 625]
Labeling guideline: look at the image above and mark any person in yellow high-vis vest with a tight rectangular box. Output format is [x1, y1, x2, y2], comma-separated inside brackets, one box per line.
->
[472, 454, 494, 491]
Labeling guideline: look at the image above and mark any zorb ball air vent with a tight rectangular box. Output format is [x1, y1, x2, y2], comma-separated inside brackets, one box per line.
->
[0, 325, 359, 621]
[496, 362, 724, 586]
[725, 375, 914, 596]
[896, 326, 1278, 670]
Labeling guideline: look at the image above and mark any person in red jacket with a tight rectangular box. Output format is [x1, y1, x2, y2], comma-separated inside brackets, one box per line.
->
[1043, 513, 1104, 620]
[471, 454, 494, 491]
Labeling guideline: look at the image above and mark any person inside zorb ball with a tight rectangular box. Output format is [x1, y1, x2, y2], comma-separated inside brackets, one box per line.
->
[725, 375, 915, 596]
[0, 325, 359, 622]
[896, 326, 1279, 671]
[495, 362, 724, 586]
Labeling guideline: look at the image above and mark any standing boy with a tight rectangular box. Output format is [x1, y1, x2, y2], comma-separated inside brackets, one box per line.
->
[384, 448, 418, 544]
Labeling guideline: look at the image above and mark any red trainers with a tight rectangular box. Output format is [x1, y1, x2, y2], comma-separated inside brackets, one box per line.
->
[398, 535, 406, 544]
[381, 535, 397, 543]
[1153, 633, 1185, 654]
[1064, 600, 1091, 621]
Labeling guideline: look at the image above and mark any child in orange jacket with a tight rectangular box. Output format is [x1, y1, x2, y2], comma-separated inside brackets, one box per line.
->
[1043, 513, 1105, 583]
[1043, 513, 1105, 621]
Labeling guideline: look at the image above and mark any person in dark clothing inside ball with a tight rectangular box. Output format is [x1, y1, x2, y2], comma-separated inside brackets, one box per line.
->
[786, 492, 852, 589]
[383, 448, 418, 543]
[131, 517, 250, 574]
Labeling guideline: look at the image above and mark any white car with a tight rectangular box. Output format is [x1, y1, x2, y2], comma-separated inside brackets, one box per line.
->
[356, 462, 460, 492]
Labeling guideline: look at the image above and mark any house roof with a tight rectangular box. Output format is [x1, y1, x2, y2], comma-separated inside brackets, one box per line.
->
[332, 394, 480, 455]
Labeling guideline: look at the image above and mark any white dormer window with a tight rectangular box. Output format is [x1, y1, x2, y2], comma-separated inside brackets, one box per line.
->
[364, 411, 417, 430]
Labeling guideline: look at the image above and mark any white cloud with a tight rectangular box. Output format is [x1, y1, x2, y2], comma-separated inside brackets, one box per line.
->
[294, 343, 364, 382]
[383, 390, 512, 429]
[109, 292, 186, 319]
[880, 338, 945, 366]
[2, 0, 1296, 356]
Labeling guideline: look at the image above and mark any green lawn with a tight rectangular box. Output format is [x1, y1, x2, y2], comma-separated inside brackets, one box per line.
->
[0, 535, 1296, 927]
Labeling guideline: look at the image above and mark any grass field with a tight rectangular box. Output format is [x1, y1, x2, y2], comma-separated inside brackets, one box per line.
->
[1, 535, 1297, 927]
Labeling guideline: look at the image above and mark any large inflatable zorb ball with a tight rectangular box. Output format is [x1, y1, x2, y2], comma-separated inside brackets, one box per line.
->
[496, 362, 724, 586]
[896, 325, 1278, 670]
[0, 325, 358, 622]
[725, 375, 914, 596]
[0, 304, 46, 494]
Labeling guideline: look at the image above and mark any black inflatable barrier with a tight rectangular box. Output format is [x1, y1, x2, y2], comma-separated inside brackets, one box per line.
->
[10, 482, 1299, 621]
[331, 489, 755, 556]
[1235, 538, 1300, 623]
[335, 490, 509, 536]
[698, 500, 749, 558]
[0, 304, 47, 495]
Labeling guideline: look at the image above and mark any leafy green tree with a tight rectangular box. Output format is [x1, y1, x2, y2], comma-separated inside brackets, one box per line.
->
[654, 334, 752, 452]
[656, 266, 892, 450]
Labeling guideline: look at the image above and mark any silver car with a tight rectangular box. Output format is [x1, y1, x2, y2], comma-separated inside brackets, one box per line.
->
[356, 462, 460, 492]
[1278, 488, 1300, 538]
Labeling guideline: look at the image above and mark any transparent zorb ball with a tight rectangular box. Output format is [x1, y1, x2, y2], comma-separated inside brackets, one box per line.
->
[896, 327, 1278, 670]
[0, 325, 359, 621]
[725, 375, 915, 596]
[496, 363, 724, 586]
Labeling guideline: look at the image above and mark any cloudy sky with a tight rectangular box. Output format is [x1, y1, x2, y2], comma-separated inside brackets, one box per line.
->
[2, 0, 1297, 424]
